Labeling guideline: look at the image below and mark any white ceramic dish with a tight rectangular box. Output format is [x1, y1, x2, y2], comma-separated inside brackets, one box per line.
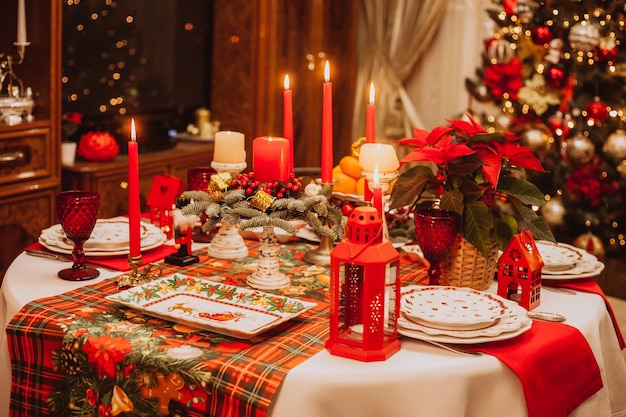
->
[542, 260, 605, 280]
[39, 218, 166, 256]
[399, 298, 530, 338]
[399, 319, 532, 345]
[106, 275, 317, 339]
[535, 240, 585, 271]
[401, 286, 507, 330]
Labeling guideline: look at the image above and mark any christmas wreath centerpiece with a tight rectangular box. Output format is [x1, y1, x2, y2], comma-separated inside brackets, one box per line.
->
[179, 172, 344, 242]
[389, 115, 555, 288]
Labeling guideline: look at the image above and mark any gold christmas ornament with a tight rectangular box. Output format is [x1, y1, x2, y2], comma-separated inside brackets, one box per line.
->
[540, 197, 566, 227]
[110, 385, 134, 416]
[208, 172, 233, 192]
[249, 189, 276, 212]
[568, 21, 600, 52]
[565, 133, 595, 165]
[603, 129, 626, 163]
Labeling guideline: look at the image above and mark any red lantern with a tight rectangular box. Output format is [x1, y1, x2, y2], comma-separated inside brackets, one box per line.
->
[326, 206, 401, 361]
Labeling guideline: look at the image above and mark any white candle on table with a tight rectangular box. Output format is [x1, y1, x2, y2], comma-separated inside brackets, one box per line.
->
[213, 131, 246, 164]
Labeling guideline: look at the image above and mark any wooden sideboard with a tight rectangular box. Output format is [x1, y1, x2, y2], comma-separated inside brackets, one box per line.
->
[62, 141, 214, 219]
[0, 1, 61, 283]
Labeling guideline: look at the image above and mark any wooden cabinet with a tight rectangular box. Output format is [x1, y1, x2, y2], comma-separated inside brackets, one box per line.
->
[62, 142, 214, 219]
[0, 1, 61, 282]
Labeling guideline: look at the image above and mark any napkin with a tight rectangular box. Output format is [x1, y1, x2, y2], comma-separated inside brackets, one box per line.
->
[545, 278, 626, 349]
[465, 320, 603, 417]
[24, 242, 176, 272]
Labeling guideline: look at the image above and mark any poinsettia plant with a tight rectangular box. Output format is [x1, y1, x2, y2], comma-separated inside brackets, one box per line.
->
[389, 115, 555, 258]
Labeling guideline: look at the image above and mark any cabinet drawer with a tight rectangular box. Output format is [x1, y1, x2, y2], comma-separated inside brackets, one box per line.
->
[0, 188, 56, 281]
[0, 127, 53, 186]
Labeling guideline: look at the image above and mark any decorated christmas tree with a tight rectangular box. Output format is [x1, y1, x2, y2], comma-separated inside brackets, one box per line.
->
[466, 0, 626, 257]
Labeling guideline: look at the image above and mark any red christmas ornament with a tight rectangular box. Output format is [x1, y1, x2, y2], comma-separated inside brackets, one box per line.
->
[531, 26, 553, 45]
[585, 99, 609, 123]
[547, 112, 572, 137]
[544, 66, 566, 88]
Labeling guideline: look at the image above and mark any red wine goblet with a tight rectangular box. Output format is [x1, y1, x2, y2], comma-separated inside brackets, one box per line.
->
[56, 190, 101, 281]
[414, 208, 460, 285]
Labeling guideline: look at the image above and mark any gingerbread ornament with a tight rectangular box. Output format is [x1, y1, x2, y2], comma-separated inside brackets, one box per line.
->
[141, 371, 185, 414]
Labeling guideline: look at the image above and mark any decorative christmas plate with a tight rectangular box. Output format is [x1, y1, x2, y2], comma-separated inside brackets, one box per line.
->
[106, 275, 317, 339]
[535, 241, 585, 271]
[399, 297, 530, 338]
[39, 218, 166, 256]
[398, 319, 532, 345]
[401, 286, 507, 330]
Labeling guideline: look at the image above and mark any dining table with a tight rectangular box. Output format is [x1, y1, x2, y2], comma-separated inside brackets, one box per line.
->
[1, 232, 626, 417]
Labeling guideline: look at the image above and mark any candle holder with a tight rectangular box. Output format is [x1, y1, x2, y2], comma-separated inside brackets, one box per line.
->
[207, 220, 249, 259]
[116, 255, 163, 288]
[247, 226, 290, 290]
[302, 179, 336, 266]
[360, 170, 398, 193]
[210, 161, 247, 174]
[0, 42, 33, 125]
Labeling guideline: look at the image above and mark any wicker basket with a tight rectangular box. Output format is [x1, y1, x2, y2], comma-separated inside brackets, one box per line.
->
[440, 236, 499, 290]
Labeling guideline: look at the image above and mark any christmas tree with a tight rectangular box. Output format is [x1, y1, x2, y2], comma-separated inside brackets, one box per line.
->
[466, 0, 626, 257]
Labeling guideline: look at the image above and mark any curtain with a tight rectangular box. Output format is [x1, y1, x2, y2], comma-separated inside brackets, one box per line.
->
[353, 0, 450, 148]
[353, 0, 487, 153]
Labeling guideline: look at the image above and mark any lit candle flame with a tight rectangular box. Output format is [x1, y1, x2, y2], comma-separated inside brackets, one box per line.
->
[374, 165, 380, 185]
[284, 74, 290, 90]
[369, 82, 375, 105]
[324, 61, 330, 83]
[131, 118, 136, 142]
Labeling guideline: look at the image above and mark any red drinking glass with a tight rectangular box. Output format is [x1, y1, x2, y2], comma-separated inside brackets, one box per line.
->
[414, 208, 460, 285]
[187, 166, 216, 191]
[56, 190, 101, 281]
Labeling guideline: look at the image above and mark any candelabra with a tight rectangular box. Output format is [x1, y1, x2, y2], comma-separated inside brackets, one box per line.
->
[0, 42, 33, 126]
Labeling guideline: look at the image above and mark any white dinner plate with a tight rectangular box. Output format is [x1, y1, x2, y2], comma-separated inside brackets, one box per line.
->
[541, 260, 605, 280]
[399, 320, 533, 345]
[39, 218, 166, 257]
[401, 286, 507, 330]
[535, 240, 584, 271]
[399, 298, 530, 338]
[106, 274, 317, 339]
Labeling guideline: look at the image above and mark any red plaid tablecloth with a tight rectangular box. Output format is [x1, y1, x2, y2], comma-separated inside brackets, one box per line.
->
[6, 242, 426, 417]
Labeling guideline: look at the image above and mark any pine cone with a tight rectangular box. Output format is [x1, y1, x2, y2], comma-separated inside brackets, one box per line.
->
[60, 341, 81, 375]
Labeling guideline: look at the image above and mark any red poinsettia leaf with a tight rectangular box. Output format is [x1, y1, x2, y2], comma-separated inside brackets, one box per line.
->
[477, 151, 503, 187]
[426, 125, 454, 145]
[446, 114, 486, 136]
[508, 149, 547, 172]
[399, 149, 432, 163]
[398, 137, 428, 148]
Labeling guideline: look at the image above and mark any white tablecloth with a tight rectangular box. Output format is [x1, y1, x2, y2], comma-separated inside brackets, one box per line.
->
[2, 247, 626, 417]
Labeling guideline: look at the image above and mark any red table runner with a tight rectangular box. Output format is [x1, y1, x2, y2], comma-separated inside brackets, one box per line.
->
[465, 320, 603, 417]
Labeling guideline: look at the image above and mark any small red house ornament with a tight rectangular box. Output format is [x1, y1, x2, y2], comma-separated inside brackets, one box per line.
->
[147, 175, 184, 239]
[497, 229, 544, 310]
[326, 206, 401, 362]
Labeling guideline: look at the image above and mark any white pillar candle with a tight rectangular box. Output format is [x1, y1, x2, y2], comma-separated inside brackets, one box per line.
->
[213, 131, 246, 164]
[17, 0, 27, 44]
[359, 143, 399, 173]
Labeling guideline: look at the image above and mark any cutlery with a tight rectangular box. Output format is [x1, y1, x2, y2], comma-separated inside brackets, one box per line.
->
[418, 339, 483, 356]
[25, 249, 72, 262]
[24, 249, 109, 270]
[527, 311, 567, 322]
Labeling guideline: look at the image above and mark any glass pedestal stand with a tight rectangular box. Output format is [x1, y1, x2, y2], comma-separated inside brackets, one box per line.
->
[247, 226, 290, 290]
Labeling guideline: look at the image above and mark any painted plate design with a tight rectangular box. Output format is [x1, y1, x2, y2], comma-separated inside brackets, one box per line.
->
[106, 274, 317, 339]
[401, 286, 507, 330]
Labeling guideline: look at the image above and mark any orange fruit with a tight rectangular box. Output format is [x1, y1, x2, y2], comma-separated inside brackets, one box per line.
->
[332, 165, 343, 177]
[339, 155, 362, 179]
[355, 177, 366, 195]
[332, 171, 357, 194]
